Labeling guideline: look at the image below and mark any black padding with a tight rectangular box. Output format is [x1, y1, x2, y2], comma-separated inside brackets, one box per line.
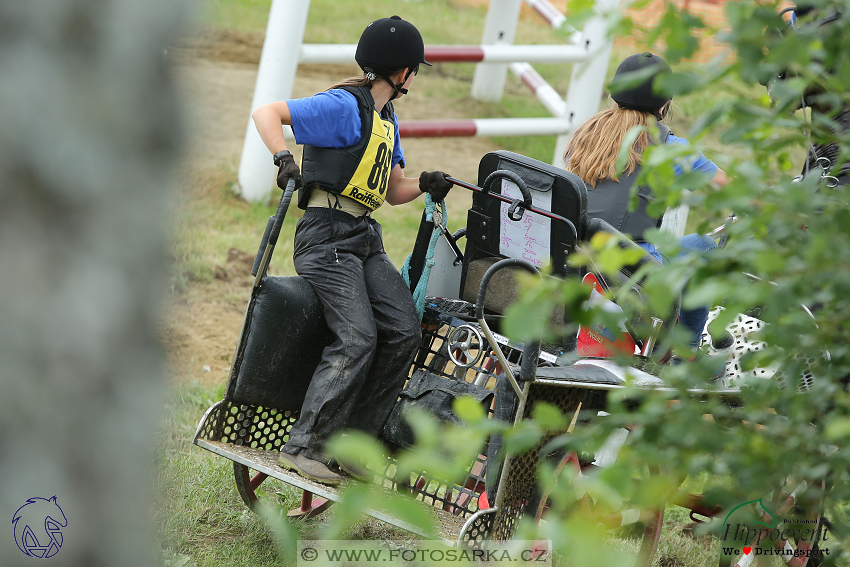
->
[232, 276, 333, 410]
[382, 369, 494, 449]
[406, 210, 432, 292]
[462, 150, 587, 294]
[535, 363, 621, 385]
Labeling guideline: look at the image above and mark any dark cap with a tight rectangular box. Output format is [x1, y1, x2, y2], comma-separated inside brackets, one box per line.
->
[610, 52, 672, 113]
[355, 15, 431, 74]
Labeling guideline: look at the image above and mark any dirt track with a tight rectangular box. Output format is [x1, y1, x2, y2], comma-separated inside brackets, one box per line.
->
[164, 32, 504, 382]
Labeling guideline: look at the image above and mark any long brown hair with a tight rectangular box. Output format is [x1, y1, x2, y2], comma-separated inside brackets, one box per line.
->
[564, 103, 669, 187]
[326, 74, 375, 91]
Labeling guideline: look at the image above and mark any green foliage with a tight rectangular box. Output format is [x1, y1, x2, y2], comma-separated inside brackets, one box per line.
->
[167, 1, 850, 564]
[505, 0, 850, 563]
[565, 0, 600, 31]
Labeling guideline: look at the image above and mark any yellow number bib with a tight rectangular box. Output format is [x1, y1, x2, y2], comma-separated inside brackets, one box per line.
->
[340, 110, 394, 210]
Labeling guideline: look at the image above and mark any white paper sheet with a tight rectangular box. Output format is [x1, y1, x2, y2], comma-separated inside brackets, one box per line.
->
[498, 178, 552, 268]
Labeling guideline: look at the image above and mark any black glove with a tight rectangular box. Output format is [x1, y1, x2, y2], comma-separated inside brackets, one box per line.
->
[419, 170, 452, 201]
[274, 150, 302, 191]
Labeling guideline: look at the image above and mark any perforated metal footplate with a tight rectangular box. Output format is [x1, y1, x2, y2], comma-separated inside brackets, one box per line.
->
[196, 439, 468, 543]
[458, 509, 496, 549]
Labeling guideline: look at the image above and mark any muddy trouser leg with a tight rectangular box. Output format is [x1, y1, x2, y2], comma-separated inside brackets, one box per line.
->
[282, 211, 419, 463]
[345, 223, 421, 437]
[283, 209, 378, 463]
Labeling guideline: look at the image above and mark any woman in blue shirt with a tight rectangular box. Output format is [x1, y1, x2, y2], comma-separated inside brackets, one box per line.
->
[251, 16, 452, 484]
[565, 52, 728, 353]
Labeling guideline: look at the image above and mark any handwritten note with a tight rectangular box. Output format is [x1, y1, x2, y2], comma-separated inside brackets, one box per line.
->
[498, 178, 552, 268]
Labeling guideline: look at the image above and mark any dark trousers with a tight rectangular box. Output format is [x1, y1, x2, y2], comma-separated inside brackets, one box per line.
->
[282, 208, 421, 463]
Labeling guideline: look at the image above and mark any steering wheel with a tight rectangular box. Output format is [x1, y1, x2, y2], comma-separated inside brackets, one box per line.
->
[446, 325, 485, 369]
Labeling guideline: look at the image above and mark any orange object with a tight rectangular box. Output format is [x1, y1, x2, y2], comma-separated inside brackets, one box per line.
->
[576, 273, 637, 358]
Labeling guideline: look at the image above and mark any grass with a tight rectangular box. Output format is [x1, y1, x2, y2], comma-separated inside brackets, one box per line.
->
[169, 166, 301, 286]
[153, 379, 300, 567]
[158, 2, 803, 565]
[156, 377, 733, 567]
[154, 379, 419, 567]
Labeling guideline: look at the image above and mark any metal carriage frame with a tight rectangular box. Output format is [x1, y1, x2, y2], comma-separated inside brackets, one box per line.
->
[192, 150, 828, 565]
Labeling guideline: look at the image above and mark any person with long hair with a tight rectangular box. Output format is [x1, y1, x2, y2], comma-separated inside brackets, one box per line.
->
[565, 52, 728, 352]
[251, 16, 452, 485]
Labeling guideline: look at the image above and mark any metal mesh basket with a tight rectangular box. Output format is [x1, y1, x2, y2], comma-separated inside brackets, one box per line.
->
[196, 297, 551, 525]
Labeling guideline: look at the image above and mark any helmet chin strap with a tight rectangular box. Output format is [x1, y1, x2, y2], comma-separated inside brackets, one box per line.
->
[385, 77, 406, 101]
[382, 67, 416, 101]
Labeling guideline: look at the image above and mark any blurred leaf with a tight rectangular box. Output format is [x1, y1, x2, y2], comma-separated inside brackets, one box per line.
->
[373, 492, 438, 538]
[616, 124, 646, 175]
[454, 395, 486, 423]
[656, 70, 701, 98]
[503, 420, 544, 454]
[326, 431, 386, 472]
[532, 402, 569, 432]
[825, 419, 850, 441]
[564, 0, 597, 30]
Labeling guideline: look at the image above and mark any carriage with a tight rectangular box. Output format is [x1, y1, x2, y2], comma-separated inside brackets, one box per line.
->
[192, 150, 826, 566]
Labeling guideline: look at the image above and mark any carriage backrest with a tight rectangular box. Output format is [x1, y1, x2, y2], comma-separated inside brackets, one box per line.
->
[226, 275, 333, 410]
[459, 150, 588, 313]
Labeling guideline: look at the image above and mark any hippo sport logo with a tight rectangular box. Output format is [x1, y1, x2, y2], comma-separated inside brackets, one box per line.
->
[720, 497, 830, 561]
[12, 496, 67, 558]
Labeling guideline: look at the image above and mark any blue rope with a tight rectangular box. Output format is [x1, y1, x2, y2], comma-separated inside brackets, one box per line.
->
[401, 194, 447, 321]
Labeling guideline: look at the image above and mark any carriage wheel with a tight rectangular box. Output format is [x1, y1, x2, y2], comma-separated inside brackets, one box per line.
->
[233, 462, 266, 510]
[233, 462, 332, 518]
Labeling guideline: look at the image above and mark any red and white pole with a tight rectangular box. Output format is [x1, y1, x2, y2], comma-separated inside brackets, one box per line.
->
[523, 0, 567, 31]
[509, 62, 567, 117]
[399, 117, 570, 138]
[299, 44, 589, 64]
[522, 0, 582, 44]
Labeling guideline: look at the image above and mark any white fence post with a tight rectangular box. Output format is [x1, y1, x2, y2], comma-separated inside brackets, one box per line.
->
[236, 0, 311, 203]
[470, 0, 523, 102]
[237, 0, 621, 195]
[552, 0, 621, 167]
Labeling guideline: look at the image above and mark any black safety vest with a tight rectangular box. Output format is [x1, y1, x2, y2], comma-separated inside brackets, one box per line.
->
[586, 123, 671, 242]
[298, 86, 396, 210]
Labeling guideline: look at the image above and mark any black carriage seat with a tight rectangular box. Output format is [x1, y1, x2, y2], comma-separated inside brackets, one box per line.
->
[227, 276, 333, 411]
[582, 217, 681, 338]
[459, 151, 588, 318]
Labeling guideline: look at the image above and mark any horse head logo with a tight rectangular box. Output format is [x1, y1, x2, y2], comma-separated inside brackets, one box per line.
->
[12, 496, 67, 558]
[723, 497, 778, 530]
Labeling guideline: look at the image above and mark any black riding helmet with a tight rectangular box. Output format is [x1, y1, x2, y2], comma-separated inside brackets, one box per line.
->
[610, 52, 672, 120]
[355, 15, 432, 100]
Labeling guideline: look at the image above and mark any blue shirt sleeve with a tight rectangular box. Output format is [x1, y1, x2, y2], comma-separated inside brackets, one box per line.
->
[286, 90, 362, 148]
[666, 133, 719, 179]
[392, 113, 405, 169]
[288, 89, 406, 169]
